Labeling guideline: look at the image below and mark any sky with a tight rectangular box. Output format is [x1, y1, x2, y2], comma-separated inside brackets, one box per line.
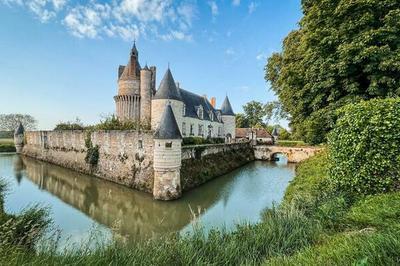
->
[0, 0, 302, 130]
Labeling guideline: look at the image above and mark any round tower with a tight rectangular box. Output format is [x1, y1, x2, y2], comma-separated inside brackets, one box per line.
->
[140, 65, 152, 125]
[151, 68, 184, 132]
[220, 96, 236, 143]
[153, 104, 183, 200]
[115, 42, 141, 121]
[14, 122, 25, 153]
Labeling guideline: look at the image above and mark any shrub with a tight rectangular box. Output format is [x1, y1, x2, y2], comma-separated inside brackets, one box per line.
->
[0, 144, 16, 153]
[54, 118, 85, 130]
[94, 115, 150, 131]
[328, 99, 400, 195]
[182, 137, 225, 146]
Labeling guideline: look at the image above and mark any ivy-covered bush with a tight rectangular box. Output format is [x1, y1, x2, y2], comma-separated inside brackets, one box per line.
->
[328, 99, 400, 195]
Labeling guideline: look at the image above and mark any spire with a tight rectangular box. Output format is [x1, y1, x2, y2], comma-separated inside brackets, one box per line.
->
[120, 42, 141, 80]
[131, 40, 138, 57]
[220, 96, 235, 116]
[154, 104, 182, 139]
[14, 122, 24, 135]
[272, 127, 279, 137]
[153, 68, 182, 101]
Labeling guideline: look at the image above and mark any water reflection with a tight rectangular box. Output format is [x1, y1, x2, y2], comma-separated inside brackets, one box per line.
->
[0, 153, 295, 244]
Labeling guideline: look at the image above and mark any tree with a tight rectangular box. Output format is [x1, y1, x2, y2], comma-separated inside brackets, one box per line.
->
[243, 101, 267, 128]
[266, 0, 400, 144]
[235, 113, 249, 128]
[0, 114, 37, 131]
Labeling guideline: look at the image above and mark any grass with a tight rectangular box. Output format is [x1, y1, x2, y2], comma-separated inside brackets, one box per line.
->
[0, 139, 15, 152]
[1, 150, 399, 265]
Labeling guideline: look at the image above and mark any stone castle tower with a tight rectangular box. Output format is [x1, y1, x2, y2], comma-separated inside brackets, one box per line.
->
[114, 42, 156, 123]
[153, 103, 182, 200]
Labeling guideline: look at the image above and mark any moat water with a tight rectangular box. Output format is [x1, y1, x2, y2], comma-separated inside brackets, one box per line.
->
[0, 153, 295, 246]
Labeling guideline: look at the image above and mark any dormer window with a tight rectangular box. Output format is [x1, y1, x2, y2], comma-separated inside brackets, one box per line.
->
[197, 106, 204, 119]
[209, 111, 214, 121]
[182, 104, 186, 116]
[217, 111, 221, 122]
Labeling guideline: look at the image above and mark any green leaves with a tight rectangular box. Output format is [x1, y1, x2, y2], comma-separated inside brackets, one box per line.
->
[266, 0, 400, 144]
[328, 98, 400, 195]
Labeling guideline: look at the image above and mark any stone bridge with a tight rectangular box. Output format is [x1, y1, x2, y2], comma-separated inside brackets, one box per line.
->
[254, 145, 323, 163]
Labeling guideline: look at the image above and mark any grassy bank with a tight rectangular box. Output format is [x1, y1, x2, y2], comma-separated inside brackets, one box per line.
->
[0, 139, 15, 152]
[1, 152, 399, 265]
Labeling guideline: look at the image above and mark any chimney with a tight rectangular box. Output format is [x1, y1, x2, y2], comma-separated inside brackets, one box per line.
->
[211, 97, 216, 108]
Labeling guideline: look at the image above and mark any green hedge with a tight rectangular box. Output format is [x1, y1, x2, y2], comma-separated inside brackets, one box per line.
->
[0, 144, 16, 153]
[182, 137, 225, 146]
[328, 99, 400, 195]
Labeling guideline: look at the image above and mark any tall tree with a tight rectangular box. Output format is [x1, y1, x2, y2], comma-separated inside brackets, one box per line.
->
[266, 0, 400, 144]
[235, 113, 249, 128]
[243, 101, 266, 128]
[0, 114, 37, 131]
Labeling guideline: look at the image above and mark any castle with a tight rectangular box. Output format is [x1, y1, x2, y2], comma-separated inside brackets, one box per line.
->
[114, 43, 236, 143]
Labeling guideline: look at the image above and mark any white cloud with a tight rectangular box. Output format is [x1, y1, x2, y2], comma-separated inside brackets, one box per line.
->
[248, 1, 258, 14]
[208, 1, 218, 16]
[232, 0, 240, 6]
[1, 0, 197, 42]
[225, 48, 235, 56]
[256, 52, 267, 61]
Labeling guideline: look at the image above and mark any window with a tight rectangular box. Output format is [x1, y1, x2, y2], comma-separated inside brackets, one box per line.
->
[217, 111, 221, 122]
[198, 124, 204, 136]
[138, 140, 143, 149]
[218, 127, 222, 136]
[197, 106, 203, 119]
[209, 111, 214, 121]
[182, 104, 186, 116]
[165, 142, 172, 148]
[190, 124, 194, 135]
[182, 122, 186, 136]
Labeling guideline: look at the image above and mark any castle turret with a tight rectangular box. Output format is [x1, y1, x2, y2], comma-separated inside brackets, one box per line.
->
[14, 122, 25, 153]
[140, 65, 152, 125]
[220, 96, 236, 143]
[272, 127, 279, 143]
[153, 104, 182, 200]
[114, 42, 141, 121]
[151, 68, 183, 132]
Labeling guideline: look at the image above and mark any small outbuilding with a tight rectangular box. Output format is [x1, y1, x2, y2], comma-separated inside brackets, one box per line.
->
[235, 128, 274, 144]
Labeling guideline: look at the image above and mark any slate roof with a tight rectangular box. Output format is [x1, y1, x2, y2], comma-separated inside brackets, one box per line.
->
[14, 122, 24, 135]
[119, 44, 141, 81]
[180, 89, 221, 122]
[220, 96, 235, 116]
[153, 69, 182, 101]
[272, 127, 279, 136]
[154, 104, 182, 139]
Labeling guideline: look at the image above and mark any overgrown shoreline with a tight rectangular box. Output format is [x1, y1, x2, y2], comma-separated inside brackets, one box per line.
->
[1, 151, 399, 265]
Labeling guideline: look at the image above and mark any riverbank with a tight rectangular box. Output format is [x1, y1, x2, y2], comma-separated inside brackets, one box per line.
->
[0, 139, 15, 152]
[0, 152, 399, 265]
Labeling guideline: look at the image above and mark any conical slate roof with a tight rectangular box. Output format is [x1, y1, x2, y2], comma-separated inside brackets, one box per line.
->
[153, 69, 182, 101]
[154, 104, 182, 139]
[220, 96, 235, 116]
[272, 127, 279, 136]
[14, 122, 24, 135]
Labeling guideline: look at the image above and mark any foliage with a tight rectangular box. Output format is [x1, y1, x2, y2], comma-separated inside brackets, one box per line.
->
[267, 231, 400, 266]
[84, 131, 99, 166]
[0, 131, 13, 139]
[54, 118, 85, 130]
[0, 144, 16, 153]
[328, 99, 400, 195]
[0, 114, 37, 131]
[235, 113, 249, 128]
[182, 137, 224, 146]
[243, 101, 266, 127]
[0, 206, 319, 266]
[347, 192, 400, 231]
[94, 115, 150, 131]
[266, 0, 400, 144]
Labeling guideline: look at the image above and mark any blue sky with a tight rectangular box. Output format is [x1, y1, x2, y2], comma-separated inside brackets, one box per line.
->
[0, 0, 301, 129]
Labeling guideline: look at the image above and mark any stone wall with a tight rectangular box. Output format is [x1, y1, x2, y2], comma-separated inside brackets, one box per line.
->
[181, 142, 254, 191]
[23, 130, 154, 193]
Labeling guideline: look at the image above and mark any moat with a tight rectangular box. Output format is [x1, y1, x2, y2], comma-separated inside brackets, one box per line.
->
[0, 153, 295, 246]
